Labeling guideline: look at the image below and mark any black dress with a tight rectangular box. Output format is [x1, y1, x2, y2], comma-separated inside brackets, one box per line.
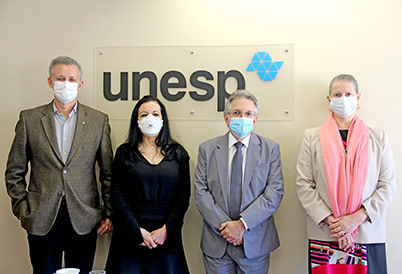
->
[106, 143, 190, 274]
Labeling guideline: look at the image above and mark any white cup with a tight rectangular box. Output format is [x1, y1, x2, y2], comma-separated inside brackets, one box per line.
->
[55, 268, 80, 274]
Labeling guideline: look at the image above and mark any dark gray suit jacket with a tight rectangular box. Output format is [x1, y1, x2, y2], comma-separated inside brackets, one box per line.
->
[5, 102, 113, 235]
[194, 132, 284, 259]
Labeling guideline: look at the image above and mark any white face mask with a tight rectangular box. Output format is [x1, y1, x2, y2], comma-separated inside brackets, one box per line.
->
[53, 81, 78, 104]
[138, 114, 163, 136]
[330, 96, 357, 118]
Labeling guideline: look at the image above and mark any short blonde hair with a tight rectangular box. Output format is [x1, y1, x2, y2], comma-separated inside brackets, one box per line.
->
[329, 74, 359, 95]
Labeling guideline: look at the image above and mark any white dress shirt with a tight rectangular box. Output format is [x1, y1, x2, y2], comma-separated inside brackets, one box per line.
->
[53, 102, 78, 163]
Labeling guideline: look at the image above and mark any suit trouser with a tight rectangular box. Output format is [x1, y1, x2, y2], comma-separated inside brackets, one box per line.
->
[27, 200, 97, 274]
[203, 243, 270, 274]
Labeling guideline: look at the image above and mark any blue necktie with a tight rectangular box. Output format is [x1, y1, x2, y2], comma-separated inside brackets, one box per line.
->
[229, 142, 243, 220]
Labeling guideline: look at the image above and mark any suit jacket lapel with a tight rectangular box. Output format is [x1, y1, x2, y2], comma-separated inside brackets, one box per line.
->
[243, 133, 260, 192]
[41, 103, 63, 163]
[215, 133, 230, 212]
[65, 103, 88, 166]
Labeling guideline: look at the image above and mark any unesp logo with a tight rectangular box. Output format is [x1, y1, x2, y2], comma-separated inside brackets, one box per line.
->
[96, 45, 293, 119]
[246, 52, 284, 81]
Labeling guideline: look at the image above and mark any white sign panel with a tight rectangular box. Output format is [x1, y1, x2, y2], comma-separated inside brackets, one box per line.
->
[95, 45, 293, 120]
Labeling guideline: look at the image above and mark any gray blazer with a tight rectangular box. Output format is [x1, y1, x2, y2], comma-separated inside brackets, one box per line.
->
[296, 126, 397, 243]
[194, 132, 284, 259]
[5, 102, 113, 236]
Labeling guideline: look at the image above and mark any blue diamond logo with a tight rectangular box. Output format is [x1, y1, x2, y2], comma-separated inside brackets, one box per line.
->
[269, 71, 278, 79]
[263, 53, 272, 61]
[246, 63, 254, 71]
[252, 53, 261, 61]
[263, 61, 272, 70]
[275, 61, 284, 70]
[270, 63, 278, 71]
[264, 73, 272, 81]
[246, 52, 283, 81]
[256, 63, 266, 72]
[257, 71, 266, 80]
[257, 51, 266, 60]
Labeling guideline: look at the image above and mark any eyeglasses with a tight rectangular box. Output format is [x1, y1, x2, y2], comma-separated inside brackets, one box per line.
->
[228, 110, 255, 118]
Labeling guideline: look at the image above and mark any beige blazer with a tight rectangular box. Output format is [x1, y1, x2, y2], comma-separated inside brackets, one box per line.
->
[5, 102, 113, 236]
[296, 126, 396, 243]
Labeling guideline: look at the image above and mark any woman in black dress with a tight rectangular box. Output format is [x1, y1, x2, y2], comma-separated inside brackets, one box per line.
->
[106, 96, 190, 274]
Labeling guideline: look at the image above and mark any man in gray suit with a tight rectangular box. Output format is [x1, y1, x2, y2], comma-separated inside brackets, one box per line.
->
[194, 90, 284, 273]
[5, 56, 113, 274]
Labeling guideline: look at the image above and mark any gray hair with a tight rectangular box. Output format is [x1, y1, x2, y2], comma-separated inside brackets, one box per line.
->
[329, 74, 359, 95]
[49, 56, 83, 80]
[223, 90, 260, 115]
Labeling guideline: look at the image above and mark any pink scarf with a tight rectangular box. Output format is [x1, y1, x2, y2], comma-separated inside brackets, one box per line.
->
[319, 113, 369, 238]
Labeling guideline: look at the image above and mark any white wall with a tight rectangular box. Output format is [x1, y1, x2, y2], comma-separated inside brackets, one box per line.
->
[1, 0, 401, 273]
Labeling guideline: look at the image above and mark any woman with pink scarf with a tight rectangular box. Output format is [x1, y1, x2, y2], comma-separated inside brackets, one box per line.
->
[296, 74, 397, 274]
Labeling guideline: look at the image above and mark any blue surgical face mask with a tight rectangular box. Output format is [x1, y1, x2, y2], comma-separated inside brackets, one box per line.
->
[229, 117, 254, 139]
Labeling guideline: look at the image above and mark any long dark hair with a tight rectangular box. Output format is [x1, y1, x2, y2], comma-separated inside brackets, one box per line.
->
[127, 95, 186, 161]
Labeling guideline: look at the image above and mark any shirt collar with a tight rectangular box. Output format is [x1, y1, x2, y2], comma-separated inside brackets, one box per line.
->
[53, 101, 78, 116]
[228, 132, 251, 149]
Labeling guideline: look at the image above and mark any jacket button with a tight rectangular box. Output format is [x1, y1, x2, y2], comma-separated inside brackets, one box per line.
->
[63, 170, 67, 175]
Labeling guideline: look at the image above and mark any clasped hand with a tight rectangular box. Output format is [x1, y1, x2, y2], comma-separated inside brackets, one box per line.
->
[97, 218, 113, 236]
[220, 220, 245, 246]
[325, 209, 366, 253]
[140, 225, 167, 249]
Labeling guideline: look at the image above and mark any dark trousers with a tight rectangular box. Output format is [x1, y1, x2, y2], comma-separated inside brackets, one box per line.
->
[366, 243, 387, 274]
[27, 201, 97, 274]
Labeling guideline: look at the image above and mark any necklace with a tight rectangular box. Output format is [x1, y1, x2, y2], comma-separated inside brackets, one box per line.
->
[139, 144, 155, 153]
[138, 143, 163, 164]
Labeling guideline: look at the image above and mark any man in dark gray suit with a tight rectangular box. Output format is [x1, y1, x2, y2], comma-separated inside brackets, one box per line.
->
[194, 90, 284, 274]
[5, 56, 113, 274]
